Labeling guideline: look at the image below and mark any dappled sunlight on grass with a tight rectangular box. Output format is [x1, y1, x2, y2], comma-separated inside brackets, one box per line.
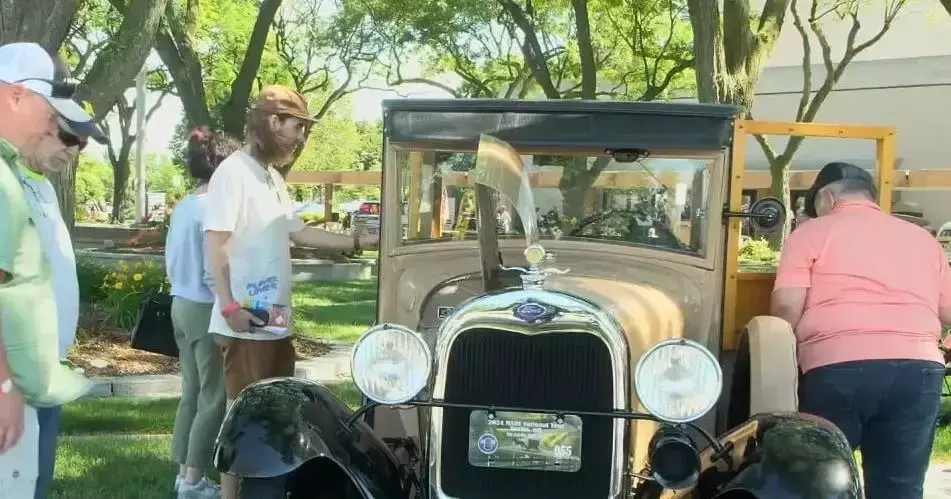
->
[292, 280, 377, 342]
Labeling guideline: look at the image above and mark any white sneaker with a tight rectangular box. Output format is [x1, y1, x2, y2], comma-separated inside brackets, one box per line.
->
[177, 476, 221, 499]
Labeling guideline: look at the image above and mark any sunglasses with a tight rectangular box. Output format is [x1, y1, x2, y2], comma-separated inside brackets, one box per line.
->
[13, 78, 77, 99]
[58, 129, 87, 151]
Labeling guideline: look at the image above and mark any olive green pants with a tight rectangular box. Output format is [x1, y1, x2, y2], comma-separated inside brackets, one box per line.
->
[170, 297, 226, 470]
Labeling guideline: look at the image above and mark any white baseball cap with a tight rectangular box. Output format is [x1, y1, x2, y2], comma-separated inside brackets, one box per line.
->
[0, 42, 107, 144]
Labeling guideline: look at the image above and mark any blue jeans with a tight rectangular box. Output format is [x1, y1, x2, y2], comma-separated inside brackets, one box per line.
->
[34, 405, 61, 499]
[799, 359, 945, 499]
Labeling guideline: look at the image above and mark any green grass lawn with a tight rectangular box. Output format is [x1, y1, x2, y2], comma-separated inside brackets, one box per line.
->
[292, 279, 377, 343]
[51, 382, 361, 499]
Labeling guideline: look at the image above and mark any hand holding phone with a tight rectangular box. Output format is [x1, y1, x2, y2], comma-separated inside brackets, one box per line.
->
[243, 307, 269, 327]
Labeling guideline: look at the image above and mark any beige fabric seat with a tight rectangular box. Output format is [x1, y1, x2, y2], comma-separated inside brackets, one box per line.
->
[744, 316, 799, 414]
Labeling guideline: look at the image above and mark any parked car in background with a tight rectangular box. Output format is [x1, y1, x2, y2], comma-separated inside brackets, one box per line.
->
[342, 199, 380, 235]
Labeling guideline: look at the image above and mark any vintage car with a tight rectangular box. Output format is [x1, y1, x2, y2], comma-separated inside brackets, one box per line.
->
[212, 100, 863, 498]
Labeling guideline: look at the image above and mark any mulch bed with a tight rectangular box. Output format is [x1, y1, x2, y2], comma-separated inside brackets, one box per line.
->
[68, 331, 332, 378]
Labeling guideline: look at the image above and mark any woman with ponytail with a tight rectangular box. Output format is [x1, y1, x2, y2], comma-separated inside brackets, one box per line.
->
[165, 127, 239, 498]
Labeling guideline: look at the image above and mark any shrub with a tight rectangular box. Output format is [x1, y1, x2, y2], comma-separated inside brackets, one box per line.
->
[738, 236, 779, 263]
[76, 258, 168, 334]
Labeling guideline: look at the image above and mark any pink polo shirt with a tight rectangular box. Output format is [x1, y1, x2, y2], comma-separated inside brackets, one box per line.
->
[774, 199, 951, 373]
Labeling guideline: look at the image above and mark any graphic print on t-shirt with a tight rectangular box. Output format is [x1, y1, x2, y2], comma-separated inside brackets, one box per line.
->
[241, 274, 290, 335]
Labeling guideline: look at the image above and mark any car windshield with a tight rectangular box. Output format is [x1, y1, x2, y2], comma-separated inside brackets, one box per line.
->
[395, 147, 716, 257]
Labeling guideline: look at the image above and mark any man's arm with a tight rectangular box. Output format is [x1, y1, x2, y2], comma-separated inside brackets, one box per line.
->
[204, 231, 234, 304]
[202, 163, 241, 304]
[771, 288, 808, 329]
[770, 229, 817, 329]
[934, 247, 951, 355]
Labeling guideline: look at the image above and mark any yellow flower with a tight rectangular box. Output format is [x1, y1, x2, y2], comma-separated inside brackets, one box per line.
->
[114, 282, 123, 290]
[132, 274, 143, 281]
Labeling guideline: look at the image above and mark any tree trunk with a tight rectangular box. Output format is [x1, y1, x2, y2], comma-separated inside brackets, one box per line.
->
[45, 0, 170, 232]
[220, 0, 284, 138]
[77, 0, 170, 118]
[111, 164, 130, 223]
[0, 0, 80, 50]
[686, 0, 789, 107]
[768, 156, 792, 242]
[49, 164, 76, 232]
[570, 0, 597, 100]
[685, 0, 724, 103]
[149, 2, 213, 127]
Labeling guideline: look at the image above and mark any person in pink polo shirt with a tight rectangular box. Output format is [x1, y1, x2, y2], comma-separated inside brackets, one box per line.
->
[771, 162, 951, 499]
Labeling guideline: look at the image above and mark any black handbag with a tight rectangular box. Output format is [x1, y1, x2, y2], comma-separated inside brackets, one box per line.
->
[130, 290, 179, 358]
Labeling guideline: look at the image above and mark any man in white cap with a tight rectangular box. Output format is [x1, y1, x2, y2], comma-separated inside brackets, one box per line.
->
[0, 41, 106, 498]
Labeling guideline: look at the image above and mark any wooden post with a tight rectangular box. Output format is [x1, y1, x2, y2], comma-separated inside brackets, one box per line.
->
[876, 130, 897, 212]
[722, 121, 747, 351]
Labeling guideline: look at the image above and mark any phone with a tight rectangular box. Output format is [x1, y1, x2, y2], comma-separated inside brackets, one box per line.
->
[243, 307, 270, 326]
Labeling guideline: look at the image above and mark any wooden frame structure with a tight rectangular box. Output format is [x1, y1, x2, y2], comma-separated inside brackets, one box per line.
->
[721, 120, 897, 350]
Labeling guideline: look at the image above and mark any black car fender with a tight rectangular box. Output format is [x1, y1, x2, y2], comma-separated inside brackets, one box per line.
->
[213, 377, 408, 498]
[713, 412, 862, 499]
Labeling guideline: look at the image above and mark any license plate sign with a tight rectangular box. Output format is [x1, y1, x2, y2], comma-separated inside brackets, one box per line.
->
[467, 410, 582, 472]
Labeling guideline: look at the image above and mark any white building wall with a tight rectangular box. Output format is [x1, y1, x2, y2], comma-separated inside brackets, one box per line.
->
[742, 55, 951, 172]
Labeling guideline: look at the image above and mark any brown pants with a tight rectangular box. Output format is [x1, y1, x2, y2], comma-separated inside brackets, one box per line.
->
[213, 335, 296, 398]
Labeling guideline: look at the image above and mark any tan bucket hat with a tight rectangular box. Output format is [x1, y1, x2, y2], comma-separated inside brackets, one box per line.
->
[250, 85, 316, 122]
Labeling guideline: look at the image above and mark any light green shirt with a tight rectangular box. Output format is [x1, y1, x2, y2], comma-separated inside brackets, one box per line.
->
[0, 138, 90, 407]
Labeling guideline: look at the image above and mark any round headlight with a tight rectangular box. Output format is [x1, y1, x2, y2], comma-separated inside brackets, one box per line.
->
[351, 324, 432, 404]
[634, 339, 722, 423]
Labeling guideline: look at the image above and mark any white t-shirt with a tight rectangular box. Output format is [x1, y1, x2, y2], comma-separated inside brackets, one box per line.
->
[18, 167, 78, 359]
[165, 193, 215, 304]
[203, 150, 304, 341]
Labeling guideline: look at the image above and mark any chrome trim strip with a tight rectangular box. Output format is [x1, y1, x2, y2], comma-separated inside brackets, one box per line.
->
[427, 288, 629, 499]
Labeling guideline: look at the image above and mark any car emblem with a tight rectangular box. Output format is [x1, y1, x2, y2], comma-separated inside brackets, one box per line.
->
[513, 301, 555, 324]
[477, 433, 499, 455]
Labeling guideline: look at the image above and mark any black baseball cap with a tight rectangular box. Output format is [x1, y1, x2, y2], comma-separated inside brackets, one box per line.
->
[803, 162, 877, 218]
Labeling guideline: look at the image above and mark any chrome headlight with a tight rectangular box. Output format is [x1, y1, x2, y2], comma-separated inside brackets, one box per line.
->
[351, 324, 432, 404]
[634, 339, 722, 423]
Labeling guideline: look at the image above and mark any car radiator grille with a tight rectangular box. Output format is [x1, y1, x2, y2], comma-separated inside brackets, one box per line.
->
[440, 328, 615, 499]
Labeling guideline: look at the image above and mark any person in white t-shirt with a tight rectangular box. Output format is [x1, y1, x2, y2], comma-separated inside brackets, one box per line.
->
[203, 85, 378, 499]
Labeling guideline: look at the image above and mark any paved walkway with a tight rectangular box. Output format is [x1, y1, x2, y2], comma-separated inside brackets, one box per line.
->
[927, 464, 951, 498]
